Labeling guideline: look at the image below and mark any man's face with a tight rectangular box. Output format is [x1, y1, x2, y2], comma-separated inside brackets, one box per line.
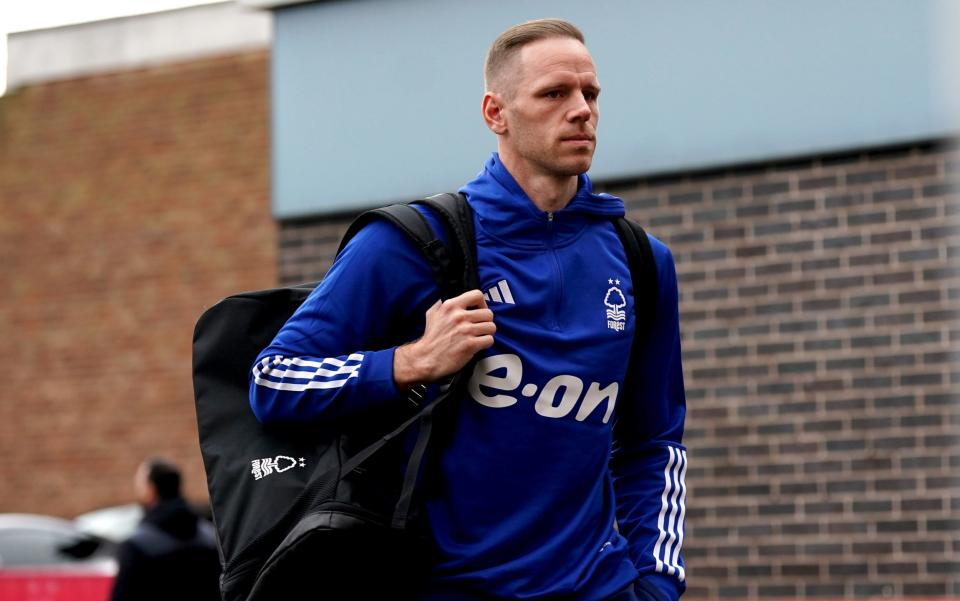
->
[134, 463, 156, 508]
[497, 37, 600, 179]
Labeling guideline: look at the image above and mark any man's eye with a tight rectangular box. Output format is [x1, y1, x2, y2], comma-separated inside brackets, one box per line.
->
[545, 90, 562, 99]
[584, 91, 599, 101]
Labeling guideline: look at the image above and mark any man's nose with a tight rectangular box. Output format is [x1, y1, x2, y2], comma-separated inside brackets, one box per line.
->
[567, 93, 593, 122]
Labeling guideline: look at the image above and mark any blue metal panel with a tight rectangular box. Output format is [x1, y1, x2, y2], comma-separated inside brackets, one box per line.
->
[272, 0, 957, 217]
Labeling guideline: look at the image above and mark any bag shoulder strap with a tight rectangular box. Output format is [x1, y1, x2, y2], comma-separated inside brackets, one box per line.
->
[613, 217, 658, 335]
[332, 195, 478, 530]
[393, 193, 477, 528]
[337, 203, 461, 300]
[612, 217, 659, 398]
[415, 192, 479, 292]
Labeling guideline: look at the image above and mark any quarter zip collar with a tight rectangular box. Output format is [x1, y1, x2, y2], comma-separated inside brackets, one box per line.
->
[459, 153, 625, 250]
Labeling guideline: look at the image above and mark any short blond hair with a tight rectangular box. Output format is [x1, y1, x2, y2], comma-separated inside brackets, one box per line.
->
[483, 18, 586, 96]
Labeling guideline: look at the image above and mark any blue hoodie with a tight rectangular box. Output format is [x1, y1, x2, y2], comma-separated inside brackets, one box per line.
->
[250, 154, 687, 601]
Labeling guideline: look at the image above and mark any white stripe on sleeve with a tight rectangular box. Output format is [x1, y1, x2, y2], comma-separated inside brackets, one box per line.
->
[652, 446, 677, 575]
[670, 450, 687, 581]
[662, 449, 682, 576]
[653, 446, 687, 580]
[253, 353, 364, 392]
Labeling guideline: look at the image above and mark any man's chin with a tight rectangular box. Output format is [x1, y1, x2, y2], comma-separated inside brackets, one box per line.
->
[533, 152, 594, 177]
[561, 157, 593, 176]
[565, 147, 594, 171]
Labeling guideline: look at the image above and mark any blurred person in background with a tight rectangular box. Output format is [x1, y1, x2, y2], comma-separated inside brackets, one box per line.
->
[110, 457, 220, 601]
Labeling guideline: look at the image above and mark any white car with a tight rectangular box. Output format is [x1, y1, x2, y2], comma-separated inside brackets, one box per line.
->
[0, 513, 117, 601]
[74, 504, 143, 543]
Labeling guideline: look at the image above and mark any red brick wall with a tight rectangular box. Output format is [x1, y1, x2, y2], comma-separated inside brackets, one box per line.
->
[0, 51, 275, 516]
[275, 140, 959, 598]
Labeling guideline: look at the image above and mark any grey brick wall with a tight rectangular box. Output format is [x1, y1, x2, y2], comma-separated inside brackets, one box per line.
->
[277, 139, 960, 599]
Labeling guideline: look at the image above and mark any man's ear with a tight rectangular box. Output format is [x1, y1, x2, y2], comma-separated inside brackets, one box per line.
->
[145, 481, 160, 507]
[482, 92, 507, 135]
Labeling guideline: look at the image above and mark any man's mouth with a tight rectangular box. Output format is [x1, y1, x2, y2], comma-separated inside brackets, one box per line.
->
[561, 135, 595, 146]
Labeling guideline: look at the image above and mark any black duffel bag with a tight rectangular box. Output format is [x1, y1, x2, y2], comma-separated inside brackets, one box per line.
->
[191, 194, 477, 601]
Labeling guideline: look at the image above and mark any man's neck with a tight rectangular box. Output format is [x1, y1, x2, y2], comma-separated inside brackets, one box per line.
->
[499, 153, 580, 214]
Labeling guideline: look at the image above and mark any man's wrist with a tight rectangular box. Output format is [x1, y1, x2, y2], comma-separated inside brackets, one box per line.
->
[393, 341, 429, 391]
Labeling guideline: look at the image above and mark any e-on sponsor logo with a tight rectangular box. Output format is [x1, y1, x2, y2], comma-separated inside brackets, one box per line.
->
[467, 354, 618, 423]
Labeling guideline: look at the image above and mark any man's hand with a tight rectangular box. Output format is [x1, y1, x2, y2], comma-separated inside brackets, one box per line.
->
[393, 290, 496, 390]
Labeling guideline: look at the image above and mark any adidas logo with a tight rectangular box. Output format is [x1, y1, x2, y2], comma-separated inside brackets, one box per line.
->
[482, 279, 515, 305]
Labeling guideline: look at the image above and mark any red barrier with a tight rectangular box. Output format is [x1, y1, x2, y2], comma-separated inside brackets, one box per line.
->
[0, 572, 113, 601]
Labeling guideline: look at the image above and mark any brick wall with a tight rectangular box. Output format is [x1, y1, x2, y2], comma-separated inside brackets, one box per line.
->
[0, 51, 275, 516]
[276, 140, 959, 598]
[605, 140, 960, 599]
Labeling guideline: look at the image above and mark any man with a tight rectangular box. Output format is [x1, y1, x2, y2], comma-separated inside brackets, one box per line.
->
[110, 458, 220, 601]
[251, 19, 687, 601]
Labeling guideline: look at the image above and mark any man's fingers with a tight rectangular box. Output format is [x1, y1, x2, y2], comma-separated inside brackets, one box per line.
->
[446, 289, 487, 309]
[467, 308, 495, 323]
[467, 321, 496, 336]
[464, 334, 495, 354]
[474, 335, 495, 350]
[438, 291, 494, 323]
[474, 292, 489, 310]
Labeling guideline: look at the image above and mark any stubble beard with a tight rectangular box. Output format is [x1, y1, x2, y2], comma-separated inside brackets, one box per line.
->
[538, 145, 594, 178]
[505, 126, 596, 179]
